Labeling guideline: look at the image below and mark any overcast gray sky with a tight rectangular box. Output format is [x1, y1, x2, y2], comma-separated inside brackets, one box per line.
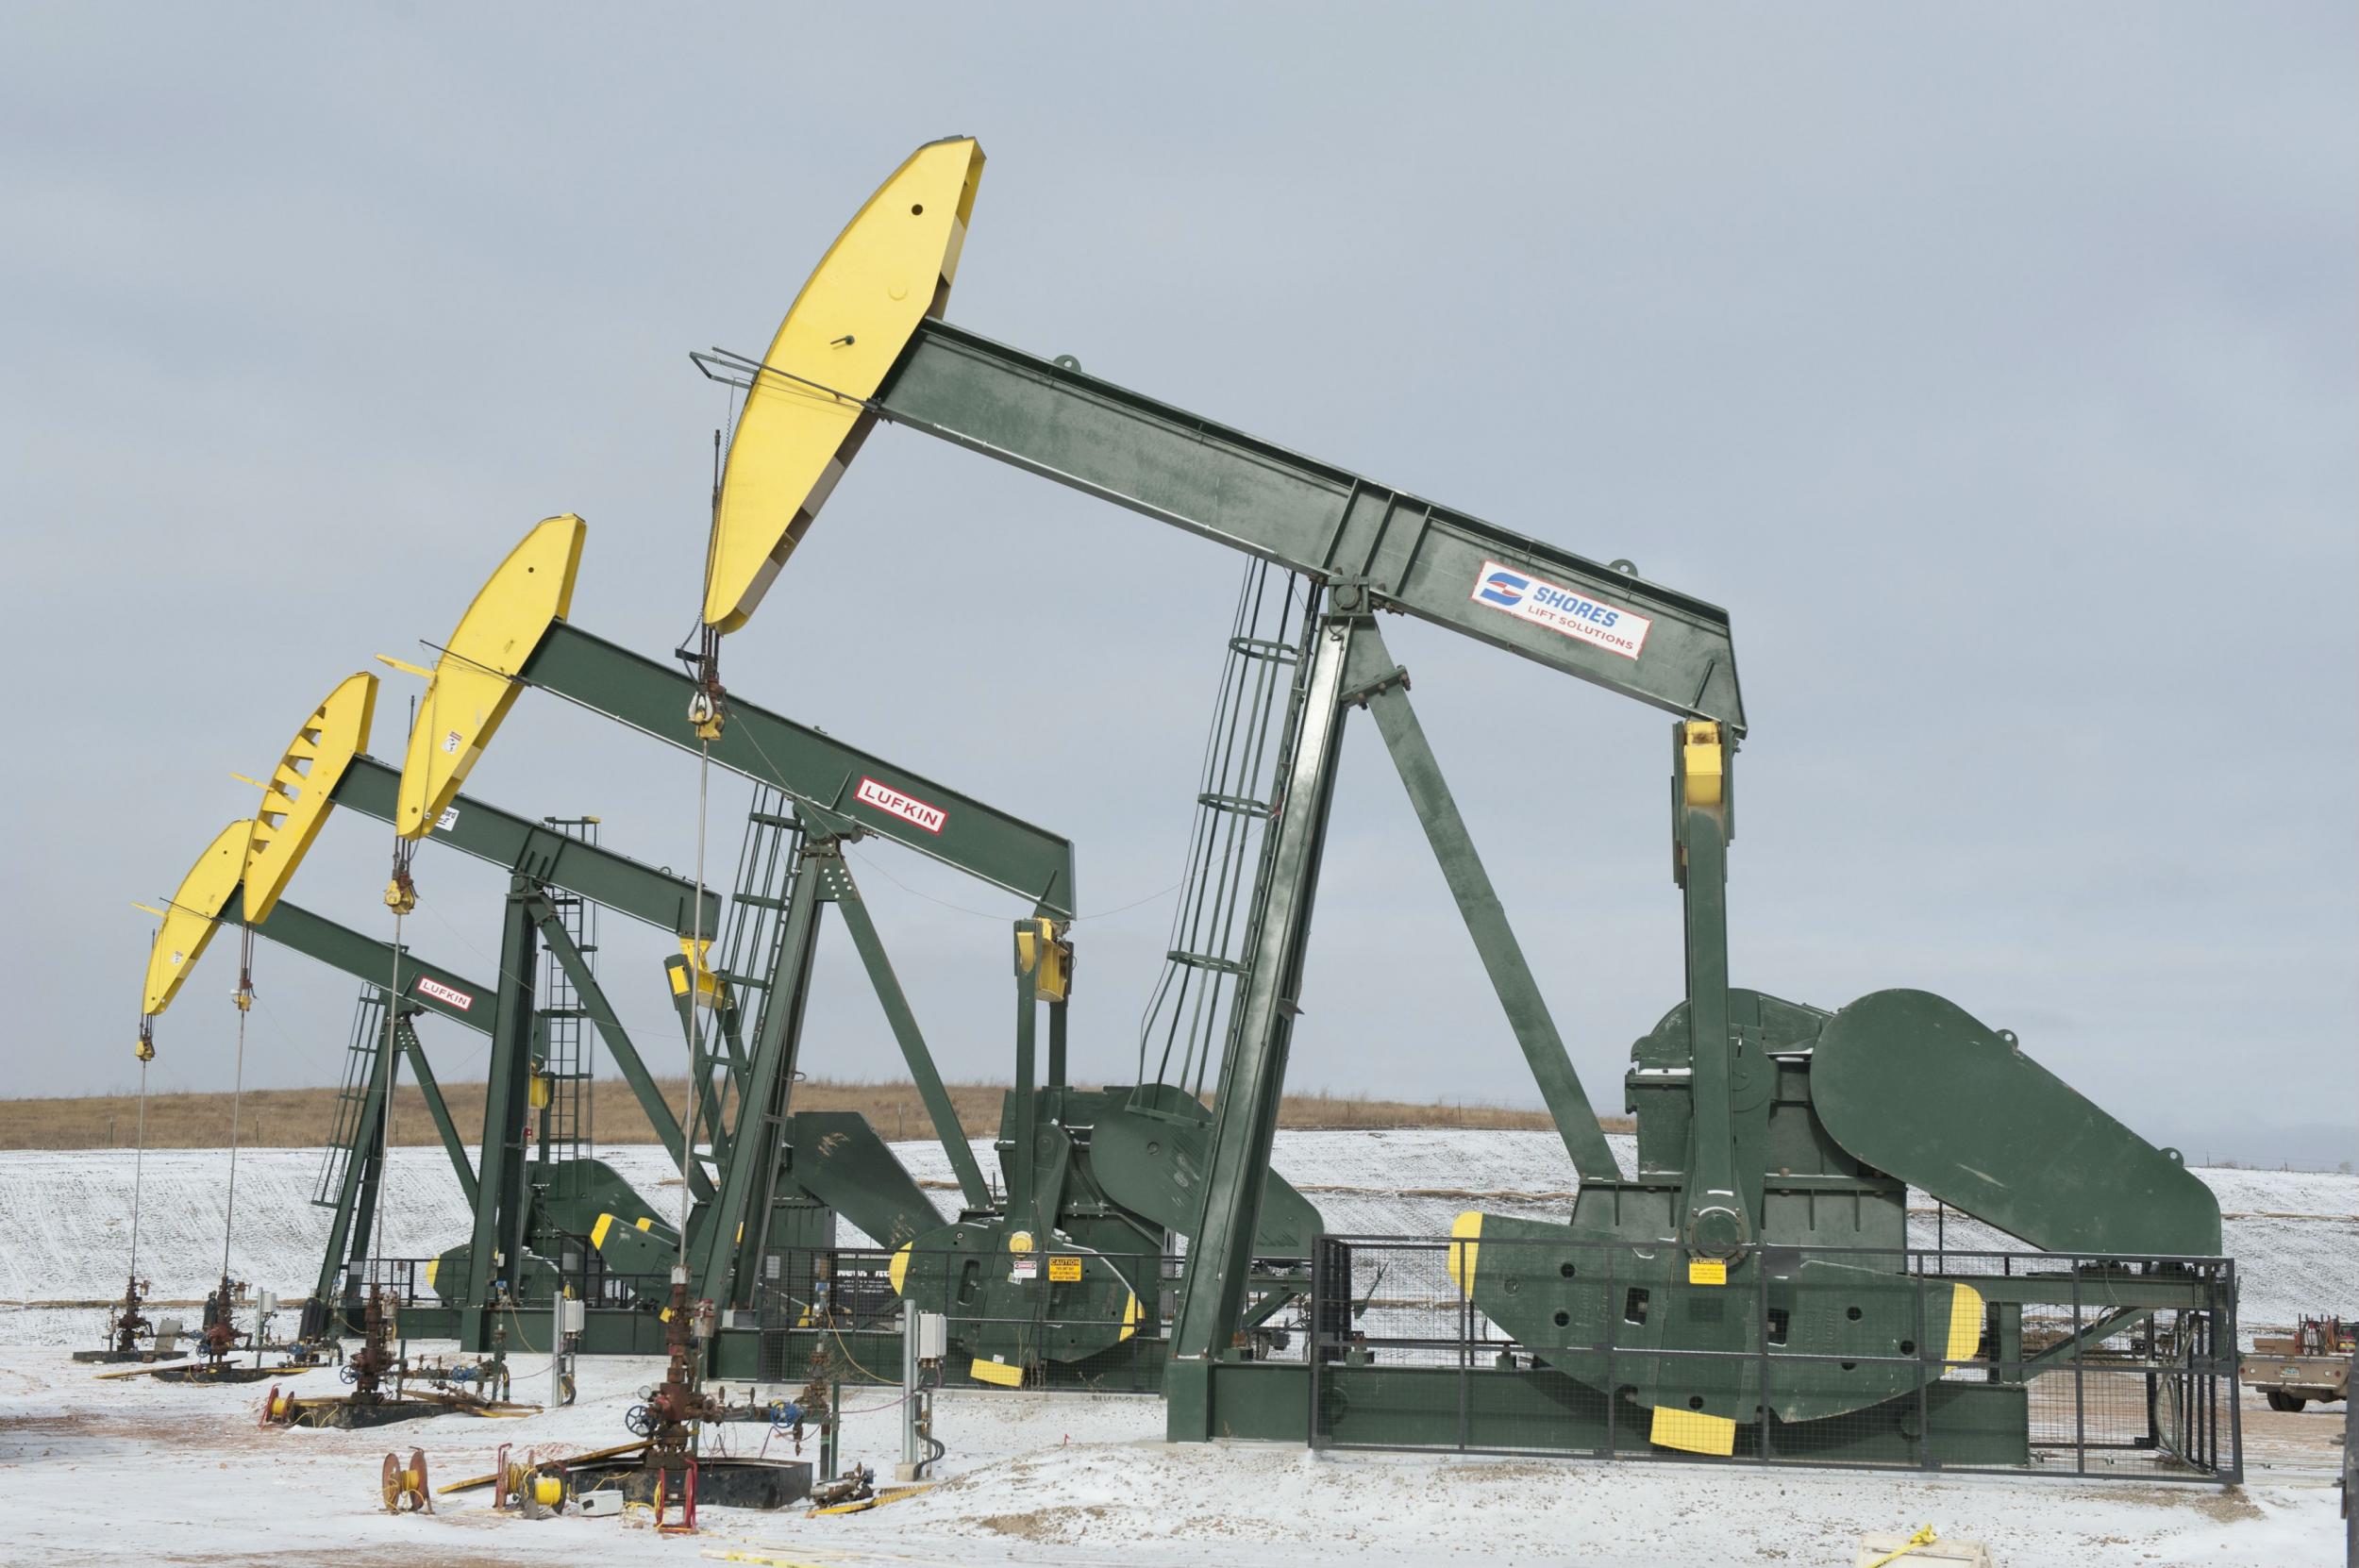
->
[3, 5, 2351, 1167]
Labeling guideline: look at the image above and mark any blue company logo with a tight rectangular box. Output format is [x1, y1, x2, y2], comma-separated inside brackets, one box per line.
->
[1476, 569, 1530, 608]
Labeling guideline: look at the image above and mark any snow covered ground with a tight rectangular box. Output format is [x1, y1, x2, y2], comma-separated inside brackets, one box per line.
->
[0, 1344, 2343, 1567]
[3, 1130, 2351, 1341]
[1, 1131, 2350, 1566]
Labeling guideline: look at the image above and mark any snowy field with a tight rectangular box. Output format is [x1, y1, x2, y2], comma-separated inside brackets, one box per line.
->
[0, 1344, 2344, 1567]
[0, 1130, 2351, 1566]
[3, 1130, 2351, 1339]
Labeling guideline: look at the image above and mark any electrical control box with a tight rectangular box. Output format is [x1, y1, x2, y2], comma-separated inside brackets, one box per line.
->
[916, 1309, 947, 1361]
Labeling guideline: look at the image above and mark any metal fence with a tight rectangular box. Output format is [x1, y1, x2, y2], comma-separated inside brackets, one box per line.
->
[345, 1255, 672, 1313]
[2344, 1363, 2355, 1568]
[1307, 1234, 2240, 1483]
[754, 1245, 1192, 1393]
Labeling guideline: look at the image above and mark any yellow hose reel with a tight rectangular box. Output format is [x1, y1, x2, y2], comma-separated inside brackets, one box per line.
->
[380, 1448, 434, 1513]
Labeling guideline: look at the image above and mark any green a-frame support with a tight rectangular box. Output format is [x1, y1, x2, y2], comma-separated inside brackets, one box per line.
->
[325, 755, 722, 1350]
[479, 620, 1078, 1314]
[216, 896, 486, 1335]
[680, 804, 998, 1309]
[849, 311, 1750, 1431]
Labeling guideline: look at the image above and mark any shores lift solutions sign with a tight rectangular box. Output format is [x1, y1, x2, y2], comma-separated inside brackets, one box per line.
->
[1471, 559, 1652, 660]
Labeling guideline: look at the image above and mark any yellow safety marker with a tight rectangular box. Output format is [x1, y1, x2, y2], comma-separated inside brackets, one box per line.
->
[243, 673, 376, 922]
[969, 1357, 1024, 1388]
[1946, 1282, 1985, 1364]
[1681, 721, 1724, 807]
[1649, 1405, 1737, 1456]
[1688, 1259, 1728, 1286]
[703, 138, 986, 631]
[888, 1243, 912, 1294]
[1445, 1210, 1483, 1295]
[1118, 1289, 1140, 1343]
[394, 514, 584, 841]
[1047, 1255, 1082, 1283]
[141, 821, 256, 1017]
[1014, 917, 1071, 1001]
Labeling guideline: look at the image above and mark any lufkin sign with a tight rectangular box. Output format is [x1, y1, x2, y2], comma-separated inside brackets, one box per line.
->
[854, 776, 946, 835]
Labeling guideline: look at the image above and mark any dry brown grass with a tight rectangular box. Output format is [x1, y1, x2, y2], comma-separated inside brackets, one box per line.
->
[0, 1079, 1627, 1150]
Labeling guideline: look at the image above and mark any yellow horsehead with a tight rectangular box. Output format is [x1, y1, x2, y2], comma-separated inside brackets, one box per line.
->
[135, 672, 377, 1054]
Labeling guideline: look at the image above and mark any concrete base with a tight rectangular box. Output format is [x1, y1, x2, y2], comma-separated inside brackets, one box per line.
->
[150, 1363, 282, 1385]
[1853, 1533, 1992, 1567]
[282, 1396, 454, 1429]
[602, 1459, 812, 1511]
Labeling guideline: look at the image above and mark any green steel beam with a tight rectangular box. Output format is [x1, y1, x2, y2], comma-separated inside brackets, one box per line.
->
[1673, 728, 1745, 1259]
[693, 844, 826, 1306]
[662, 955, 738, 1176]
[1169, 610, 1363, 1370]
[310, 994, 398, 1313]
[332, 755, 716, 938]
[875, 320, 1745, 734]
[310, 1007, 478, 1330]
[226, 899, 494, 1034]
[1009, 936, 1042, 1241]
[461, 885, 541, 1352]
[527, 892, 712, 1205]
[1349, 622, 1620, 1184]
[518, 622, 1077, 919]
[1957, 1274, 2217, 1310]
[399, 1023, 478, 1205]
[2022, 1306, 2154, 1374]
[833, 877, 991, 1210]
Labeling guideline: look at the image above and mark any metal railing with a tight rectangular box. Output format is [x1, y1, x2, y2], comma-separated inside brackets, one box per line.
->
[1306, 1234, 2240, 1483]
[753, 1246, 1213, 1393]
[2343, 1361, 2355, 1566]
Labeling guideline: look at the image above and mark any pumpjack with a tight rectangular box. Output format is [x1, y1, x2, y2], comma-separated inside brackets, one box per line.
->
[136, 676, 946, 1357]
[368, 516, 1326, 1381]
[681, 138, 2229, 1454]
